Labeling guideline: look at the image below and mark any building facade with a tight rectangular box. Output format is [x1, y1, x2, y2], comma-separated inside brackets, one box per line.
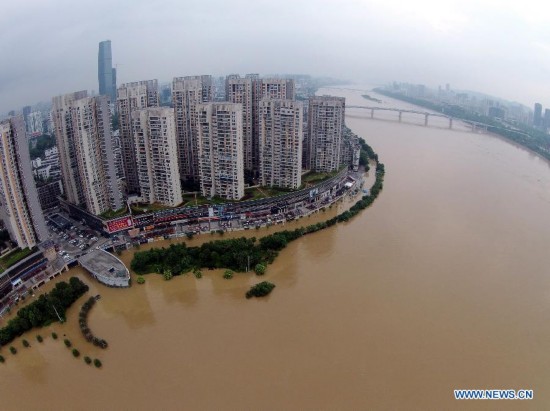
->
[172, 75, 213, 183]
[307, 96, 345, 173]
[132, 107, 182, 207]
[51, 91, 88, 206]
[258, 99, 303, 189]
[52, 92, 123, 215]
[26, 111, 43, 136]
[37, 180, 63, 211]
[117, 80, 159, 194]
[225, 75, 255, 172]
[197, 103, 244, 200]
[0, 117, 48, 248]
[98, 40, 116, 102]
[534, 103, 543, 128]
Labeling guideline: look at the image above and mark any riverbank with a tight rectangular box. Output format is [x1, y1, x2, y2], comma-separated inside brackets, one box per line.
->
[4, 85, 550, 409]
[374, 87, 550, 161]
[130, 157, 384, 277]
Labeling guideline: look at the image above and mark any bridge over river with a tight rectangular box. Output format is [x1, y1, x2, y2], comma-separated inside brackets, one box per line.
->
[322, 87, 528, 136]
[347, 105, 490, 131]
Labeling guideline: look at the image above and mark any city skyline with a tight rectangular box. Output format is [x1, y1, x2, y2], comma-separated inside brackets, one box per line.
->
[2, 0, 550, 114]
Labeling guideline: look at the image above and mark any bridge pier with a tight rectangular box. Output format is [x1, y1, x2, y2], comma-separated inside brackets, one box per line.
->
[370, 109, 374, 119]
[398, 111, 402, 122]
[449, 118, 453, 129]
[424, 114, 429, 126]
[471, 123, 476, 132]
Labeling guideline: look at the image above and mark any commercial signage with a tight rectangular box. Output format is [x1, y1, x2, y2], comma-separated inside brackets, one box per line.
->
[105, 216, 134, 233]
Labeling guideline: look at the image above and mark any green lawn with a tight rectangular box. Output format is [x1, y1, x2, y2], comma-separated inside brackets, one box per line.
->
[302, 169, 340, 184]
[100, 206, 129, 220]
[0, 247, 35, 271]
[131, 203, 173, 215]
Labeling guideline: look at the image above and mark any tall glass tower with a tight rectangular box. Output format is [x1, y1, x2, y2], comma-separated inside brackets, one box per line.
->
[98, 40, 116, 102]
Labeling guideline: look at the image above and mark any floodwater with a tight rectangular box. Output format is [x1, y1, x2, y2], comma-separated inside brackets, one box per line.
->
[2, 87, 550, 410]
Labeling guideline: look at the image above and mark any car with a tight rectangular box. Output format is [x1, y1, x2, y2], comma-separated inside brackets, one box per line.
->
[58, 251, 64, 256]
[79, 234, 84, 238]
[79, 244, 85, 249]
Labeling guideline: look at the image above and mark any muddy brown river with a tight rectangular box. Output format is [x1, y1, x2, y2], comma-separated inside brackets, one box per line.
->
[1, 87, 549, 410]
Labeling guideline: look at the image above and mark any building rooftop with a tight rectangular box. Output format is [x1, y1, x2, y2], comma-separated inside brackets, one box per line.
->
[79, 249, 129, 281]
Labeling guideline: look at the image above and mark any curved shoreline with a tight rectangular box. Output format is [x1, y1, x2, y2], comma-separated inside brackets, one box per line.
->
[130, 142, 385, 277]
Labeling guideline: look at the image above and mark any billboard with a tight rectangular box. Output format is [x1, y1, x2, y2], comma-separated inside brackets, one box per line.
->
[105, 216, 134, 233]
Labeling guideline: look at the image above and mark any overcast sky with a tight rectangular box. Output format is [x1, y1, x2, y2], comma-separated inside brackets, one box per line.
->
[2, 0, 550, 113]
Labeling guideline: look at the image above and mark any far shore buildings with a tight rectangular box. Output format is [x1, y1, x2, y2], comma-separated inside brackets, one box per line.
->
[172, 75, 213, 183]
[52, 92, 123, 216]
[307, 96, 345, 172]
[132, 107, 182, 207]
[0, 117, 48, 248]
[117, 80, 159, 195]
[26, 111, 43, 136]
[259, 99, 303, 189]
[197, 103, 244, 200]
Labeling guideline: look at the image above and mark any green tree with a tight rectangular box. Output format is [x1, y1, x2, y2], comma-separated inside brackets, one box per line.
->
[254, 263, 266, 275]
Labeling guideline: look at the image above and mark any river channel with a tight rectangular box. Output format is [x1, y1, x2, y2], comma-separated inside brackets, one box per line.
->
[1, 87, 550, 410]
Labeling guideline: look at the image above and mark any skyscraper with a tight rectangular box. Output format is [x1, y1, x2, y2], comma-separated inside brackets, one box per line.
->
[307, 96, 345, 173]
[117, 80, 159, 195]
[27, 111, 43, 135]
[51, 91, 88, 206]
[172, 75, 213, 183]
[226, 75, 254, 172]
[534, 103, 543, 127]
[544, 109, 550, 130]
[22, 106, 31, 132]
[98, 40, 116, 102]
[0, 116, 48, 248]
[132, 107, 182, 207]
[260, 78, 295, 100]
[258, 99, 303, 189]
[52, 92, 123, 215]
[197, 103, 244, 200]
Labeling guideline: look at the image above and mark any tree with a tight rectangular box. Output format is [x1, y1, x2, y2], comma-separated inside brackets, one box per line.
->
[246, 282, 276, 299]
[254, 263, 266, 275]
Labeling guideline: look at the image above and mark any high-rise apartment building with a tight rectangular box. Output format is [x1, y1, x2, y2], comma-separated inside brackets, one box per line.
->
[52, 92, 123, 215]
[0, 117, 48, 248]
[132, 107, 182, 207]
[51, 91, 88, 206]
[27, 111, 43, 135]
[197, 103, 244, 200]
[225, 75, 254, 172]
[172, 75, 213, 183]
[534, 103, 543, 128]
[98, 40, 116, 102]
[258, 99, 303, 189]
[307, 96, 345, 173]
[117, 80, 159, 194]
[22, 106, 31, 132]
[260, 78, 295, 100]
[544, 109, 550, 130]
